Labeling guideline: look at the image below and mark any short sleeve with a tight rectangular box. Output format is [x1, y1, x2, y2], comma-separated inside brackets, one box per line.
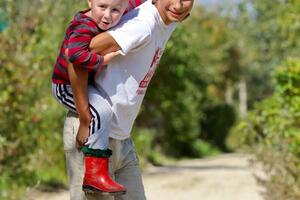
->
[108, 17, 151, 55]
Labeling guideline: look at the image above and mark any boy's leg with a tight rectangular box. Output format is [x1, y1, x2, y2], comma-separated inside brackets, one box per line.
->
[63, 111, 113, 200]
[82, 86, 125, 194]
[109, 138, 147, 200]
[84, 85, 113, 150]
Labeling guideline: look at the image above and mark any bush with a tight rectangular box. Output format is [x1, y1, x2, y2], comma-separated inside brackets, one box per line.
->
[201, 103, 237, 151]
[237, 59, 300, 200]
[131, 128, 156, 167]
[0, 1, 84, 199]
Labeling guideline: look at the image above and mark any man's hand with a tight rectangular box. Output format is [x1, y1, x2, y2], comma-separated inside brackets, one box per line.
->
[103, 51, 121, 65]
[76, 123, 90, 149]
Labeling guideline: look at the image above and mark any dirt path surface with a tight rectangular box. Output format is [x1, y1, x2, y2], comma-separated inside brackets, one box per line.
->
[29, 153, 266, 200]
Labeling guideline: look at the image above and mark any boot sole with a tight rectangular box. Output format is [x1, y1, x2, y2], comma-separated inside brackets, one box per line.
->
[83, 185, 126, 196]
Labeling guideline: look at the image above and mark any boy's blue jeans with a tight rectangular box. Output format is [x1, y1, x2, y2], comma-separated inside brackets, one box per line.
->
[63, 111, 146, 200]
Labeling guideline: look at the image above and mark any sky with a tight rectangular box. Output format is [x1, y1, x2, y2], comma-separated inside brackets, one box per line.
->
[200, 0, 241, 6]
[198, 0, 243, 15]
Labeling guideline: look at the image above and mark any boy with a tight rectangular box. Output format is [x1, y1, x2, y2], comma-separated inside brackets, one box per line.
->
[65, 0, 194, 199]
[52, 0, 144, 195]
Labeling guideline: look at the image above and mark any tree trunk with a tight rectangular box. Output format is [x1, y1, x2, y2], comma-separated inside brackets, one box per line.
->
[239, 77, 247, 118]
[225, 80, 234, 105]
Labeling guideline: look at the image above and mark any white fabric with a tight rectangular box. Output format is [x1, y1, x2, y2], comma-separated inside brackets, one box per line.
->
[95, 0, 176, 139]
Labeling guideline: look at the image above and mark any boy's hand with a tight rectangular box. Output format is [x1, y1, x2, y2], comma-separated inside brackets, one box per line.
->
[102, 51, 121, 65]
[76, 123, 89, 149]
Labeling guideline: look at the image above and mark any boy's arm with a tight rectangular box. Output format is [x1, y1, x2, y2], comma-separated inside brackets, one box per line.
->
[68, 24, 105, 71]
[69, 33, 119, 120]
[67, 62, 90, 124]
[67, 61, 90, 147]
[69, 32, 120, 122]
[67, 31, 122, 148]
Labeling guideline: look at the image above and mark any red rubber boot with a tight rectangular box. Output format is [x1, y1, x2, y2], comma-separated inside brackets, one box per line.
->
[82, 156, 126, 195]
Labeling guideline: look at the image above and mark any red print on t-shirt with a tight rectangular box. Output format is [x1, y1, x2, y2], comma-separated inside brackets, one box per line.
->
[137, 48, 162, 95]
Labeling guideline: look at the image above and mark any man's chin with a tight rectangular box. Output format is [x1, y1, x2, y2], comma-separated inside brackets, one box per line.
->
[167, 14, 185, 23]
[168, 17, 181, 23]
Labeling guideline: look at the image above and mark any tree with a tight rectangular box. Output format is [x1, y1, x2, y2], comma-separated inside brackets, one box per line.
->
[0, 1, 84, 199]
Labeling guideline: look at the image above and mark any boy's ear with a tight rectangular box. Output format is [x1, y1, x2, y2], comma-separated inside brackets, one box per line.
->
[181, 13, 190, 22]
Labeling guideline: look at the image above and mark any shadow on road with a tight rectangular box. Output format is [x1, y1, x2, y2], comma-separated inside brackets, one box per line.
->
[143, 164, 250, 176]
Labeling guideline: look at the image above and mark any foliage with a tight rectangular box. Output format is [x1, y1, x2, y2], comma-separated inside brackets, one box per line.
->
[242, 0, 300, 99]
[249, 0, 300, 61]
[0, 0, 85, 199]
[137, 8, 231, 157]
[201, 103, 236, 151]
[0, 0, 278, 199]
[131, 128, 156, 167]
[232, 1, 300, 199]
[238, 59, 300, 200]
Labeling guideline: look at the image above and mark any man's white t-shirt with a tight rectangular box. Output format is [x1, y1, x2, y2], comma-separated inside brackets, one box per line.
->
[94, 0, 177, 139]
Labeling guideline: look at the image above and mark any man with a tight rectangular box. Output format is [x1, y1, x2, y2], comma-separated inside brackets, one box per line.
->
[63, 0, 194, 199]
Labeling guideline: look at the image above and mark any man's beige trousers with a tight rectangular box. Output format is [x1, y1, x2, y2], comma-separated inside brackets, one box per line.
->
[63, 111, 146, 200]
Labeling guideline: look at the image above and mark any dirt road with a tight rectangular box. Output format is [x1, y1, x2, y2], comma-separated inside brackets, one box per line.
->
[29, 153, 266, 200]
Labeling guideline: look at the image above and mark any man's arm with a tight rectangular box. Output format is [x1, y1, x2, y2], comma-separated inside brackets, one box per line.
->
[89, 32, 121, 55]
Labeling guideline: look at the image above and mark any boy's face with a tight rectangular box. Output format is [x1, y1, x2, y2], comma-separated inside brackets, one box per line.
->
[156, 0, 194, 25]
[88, 0, 128, 30]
